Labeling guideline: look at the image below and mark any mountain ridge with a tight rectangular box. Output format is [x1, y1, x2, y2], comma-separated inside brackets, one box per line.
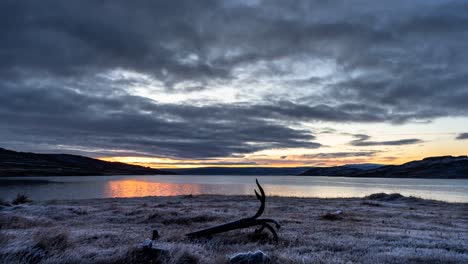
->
[167, 164, 383, 175]
[300, 155, 468, 178]
[0, 147, 174, 176]
[2, 147, 467, 178]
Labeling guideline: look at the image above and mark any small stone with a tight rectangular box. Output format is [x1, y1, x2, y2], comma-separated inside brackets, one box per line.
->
[141, 239, 152, 249]
[229, 250, 270, 264]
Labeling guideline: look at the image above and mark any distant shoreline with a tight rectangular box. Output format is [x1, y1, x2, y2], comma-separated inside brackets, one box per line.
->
[2, 174, 468, 179]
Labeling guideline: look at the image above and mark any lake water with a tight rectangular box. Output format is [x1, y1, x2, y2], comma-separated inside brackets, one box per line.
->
[1, 175, 467, 203]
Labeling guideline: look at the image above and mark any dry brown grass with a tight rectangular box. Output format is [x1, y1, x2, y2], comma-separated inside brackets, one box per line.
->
[0, 194, 467, 263]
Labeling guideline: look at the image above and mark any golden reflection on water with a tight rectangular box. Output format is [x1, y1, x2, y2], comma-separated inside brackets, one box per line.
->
[103, 179, 364, 199]
[99, 178, 468, 203]
[104, 179, 203, 198]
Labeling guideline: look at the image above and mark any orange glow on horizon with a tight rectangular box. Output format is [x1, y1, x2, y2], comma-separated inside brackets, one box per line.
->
[97, 123, 468, 169]
[98, 155, 427, 169]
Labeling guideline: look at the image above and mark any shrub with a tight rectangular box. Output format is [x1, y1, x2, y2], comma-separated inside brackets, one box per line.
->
[12, 194, 32, 205]
[366, 193, 404, 201]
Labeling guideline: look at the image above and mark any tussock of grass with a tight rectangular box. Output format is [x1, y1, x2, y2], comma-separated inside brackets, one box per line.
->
[172, 250, 200, 264]
[118, 246, 169, 264]
[320, 212, 343, 221]
[68, 207, 88, 215]
[365, 193, 425, 204]
[0, 193, 467, 263]
[0, 214, 53, 229]
[12, 193, 32, 205]
[33, 227, 69, 252]
[366, 193, 405, 201]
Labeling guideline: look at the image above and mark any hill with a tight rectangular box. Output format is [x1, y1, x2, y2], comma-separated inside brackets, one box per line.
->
[300, 156, 468, 178]
[0, 148, 173, 176]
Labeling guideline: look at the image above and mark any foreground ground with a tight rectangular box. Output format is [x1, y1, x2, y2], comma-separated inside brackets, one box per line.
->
[1, 194, 467, 264]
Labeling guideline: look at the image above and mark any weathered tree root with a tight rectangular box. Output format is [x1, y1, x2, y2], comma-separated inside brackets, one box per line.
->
[186, 179, 281, 242]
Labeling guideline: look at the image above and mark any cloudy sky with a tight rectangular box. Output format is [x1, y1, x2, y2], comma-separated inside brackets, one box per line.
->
[1, 0, 468, 168]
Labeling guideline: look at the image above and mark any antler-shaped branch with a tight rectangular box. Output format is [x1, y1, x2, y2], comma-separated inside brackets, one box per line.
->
[186, 179, 281, 242]
[252, 179, 265, 219]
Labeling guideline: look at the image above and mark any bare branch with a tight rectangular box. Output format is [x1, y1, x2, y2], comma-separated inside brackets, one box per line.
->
[185, 179, 280, 242]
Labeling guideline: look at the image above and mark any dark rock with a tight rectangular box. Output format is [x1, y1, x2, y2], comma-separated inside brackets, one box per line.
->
[229, 250, 270, 264]
[141, 239, 153, 249]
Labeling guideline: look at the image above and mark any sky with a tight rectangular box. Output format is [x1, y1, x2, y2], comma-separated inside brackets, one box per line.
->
[1, 0, 468, 168]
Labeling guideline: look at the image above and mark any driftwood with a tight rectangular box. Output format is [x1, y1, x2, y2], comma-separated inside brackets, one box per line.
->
[186, 179, 281, 242]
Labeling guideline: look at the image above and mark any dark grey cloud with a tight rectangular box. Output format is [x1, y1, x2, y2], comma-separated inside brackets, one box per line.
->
[301, 151, 379, 159]
[0, 81, 320, 158]
[456, 133, 468, 140]
[350, 134, 423, 147]
[0, 0, 467, 158]
[0, 0, 230, 87]
[2, 1, 468, 96]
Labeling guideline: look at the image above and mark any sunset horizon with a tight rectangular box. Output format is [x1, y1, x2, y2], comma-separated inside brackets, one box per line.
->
[1, 1, 467, 263]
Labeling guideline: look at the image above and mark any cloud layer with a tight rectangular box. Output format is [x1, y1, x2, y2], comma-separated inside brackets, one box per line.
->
[301, 151, 379, 159]
[350, 135, 423, 147]
[456, 133, 468, 140]
[1, 0, 467, 159]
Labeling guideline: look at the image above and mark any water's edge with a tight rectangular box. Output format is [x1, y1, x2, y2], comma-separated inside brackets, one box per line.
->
[1, 175, 467, 203]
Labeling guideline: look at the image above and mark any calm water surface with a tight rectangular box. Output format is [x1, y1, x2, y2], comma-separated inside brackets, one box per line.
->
[1, 175, 467, 203]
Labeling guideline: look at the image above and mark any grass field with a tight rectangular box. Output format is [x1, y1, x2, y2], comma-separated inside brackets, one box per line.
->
[1, 193, 467, 263]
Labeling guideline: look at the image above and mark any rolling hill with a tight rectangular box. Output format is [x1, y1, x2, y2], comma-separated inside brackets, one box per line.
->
[0, 148, 173, 176]
[300, 156, 468, 178]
